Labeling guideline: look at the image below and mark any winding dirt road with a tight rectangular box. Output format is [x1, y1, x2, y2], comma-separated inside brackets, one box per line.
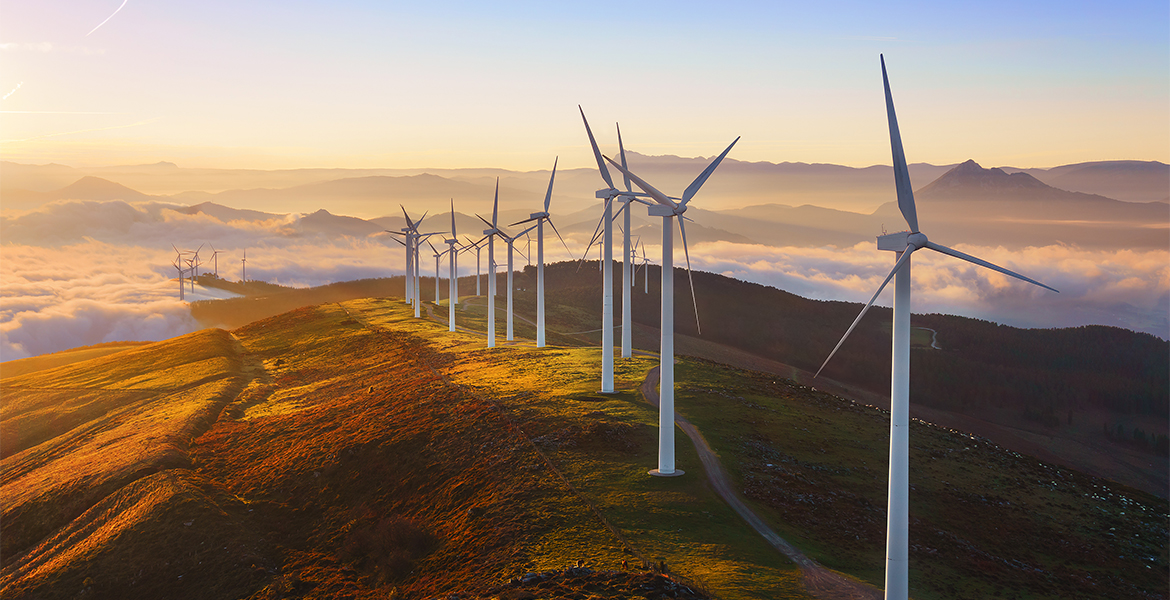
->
[640, 366, 882, 600]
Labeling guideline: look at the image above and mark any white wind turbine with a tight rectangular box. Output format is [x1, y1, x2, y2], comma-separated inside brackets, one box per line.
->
[209, 244, 220, 278]
[815, 54, 1058, 600]
[605, 135, 740, 477]
[428, 240, 444, 305]
[446, 200, 461, 332]
[579, 107, 653, 391]
[172, 259, 186, 301]
[474, 179, 505, 348]
[411, 217, 444, 318]
[499, 223, 537, 342]
[462, 235, 485, 296]
[241, 249, 247, 283]
[510, 157, 572, 348]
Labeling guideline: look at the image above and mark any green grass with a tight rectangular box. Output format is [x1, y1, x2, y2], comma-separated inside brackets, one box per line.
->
[352, 298, 812, 599]
[669, 358, 1169, 600]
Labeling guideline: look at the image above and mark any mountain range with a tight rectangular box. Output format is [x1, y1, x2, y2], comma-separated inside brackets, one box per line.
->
[3, 158, 1166, 250]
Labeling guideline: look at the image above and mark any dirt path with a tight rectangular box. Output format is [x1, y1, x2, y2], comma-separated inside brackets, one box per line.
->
[640, 366, 882, 600]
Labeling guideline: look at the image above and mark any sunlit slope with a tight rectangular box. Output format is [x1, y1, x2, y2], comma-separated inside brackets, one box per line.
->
[1, 299, 810, 599]
[0, 342, 150, 379]
[0, 329, 245, 564]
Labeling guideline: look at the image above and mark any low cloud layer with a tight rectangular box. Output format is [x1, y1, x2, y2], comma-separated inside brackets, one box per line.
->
[3, 200, 1166, 361]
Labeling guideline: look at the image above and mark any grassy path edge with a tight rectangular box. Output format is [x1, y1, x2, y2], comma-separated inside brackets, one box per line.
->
[640, 365, 883, 600]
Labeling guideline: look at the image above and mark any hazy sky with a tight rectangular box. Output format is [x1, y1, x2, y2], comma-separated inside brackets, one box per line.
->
[1, 0, 1167, 170]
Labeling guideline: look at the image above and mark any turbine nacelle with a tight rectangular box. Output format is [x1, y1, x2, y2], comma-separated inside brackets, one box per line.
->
[529, 211, 549, 220]
[647, 204, 679, 217]
[877, 231, 928, 252]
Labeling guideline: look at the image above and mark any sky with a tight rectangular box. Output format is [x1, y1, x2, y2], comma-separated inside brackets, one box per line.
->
[1, 0, 1167, 171]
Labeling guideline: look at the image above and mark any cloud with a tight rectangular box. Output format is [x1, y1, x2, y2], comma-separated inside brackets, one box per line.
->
[669, 241, 1170, 338]
[1, 242, 199, 361]
[2, 201, 1165, 361]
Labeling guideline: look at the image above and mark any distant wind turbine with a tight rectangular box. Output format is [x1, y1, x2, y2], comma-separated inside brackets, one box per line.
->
[606, 133, 740, 477]
[500, 223, 537, 341]
[447, 200, 461, 332]
[241, 249, 246, 283]
[462, 235, 485, 296]
[815, 55, 1057, 600]
[429, 240, 444, 305]
[510, 157, 572, 347]
[474, 179, 505, 348]
[172, 259, 185, 301]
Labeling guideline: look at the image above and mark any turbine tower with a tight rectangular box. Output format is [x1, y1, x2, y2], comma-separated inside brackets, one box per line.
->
[172, 259, 185, 301]
[606, 135, 740, 477]
[815, 55, 1057, 600]
[209, 244, 219, 278]
[447, 200, 460, 332]
[511, 157, 571, 348]
[499, 223, 536, 341]
[580, 107, 651, 392]
[474, 179, 505, 347]
[429, 240, 444, 305]
[462, 236, 485, 296]
[241, 249, 246, 283]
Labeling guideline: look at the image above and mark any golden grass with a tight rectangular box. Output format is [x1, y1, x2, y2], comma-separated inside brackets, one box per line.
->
[0, 329, 246, 564]
[0, 342, 150, 380]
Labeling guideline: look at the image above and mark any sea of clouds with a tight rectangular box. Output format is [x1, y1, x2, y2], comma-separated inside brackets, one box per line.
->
[2, 200, 1166, 361]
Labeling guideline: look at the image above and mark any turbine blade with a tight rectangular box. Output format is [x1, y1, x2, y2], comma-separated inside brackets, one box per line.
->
[476, 213, 493, 229]
[881, 54, 919, 233]
[400, 204, 414, 229]
[924, 241, 1059, 293]
[543, 156, 558, 213]
[681, 136, 740, 206]
[677, 218, 701, 335]
[617, 123, 631, 192]
[603, 155, 674, 208]
[492, 178, 499, 226]
[815, 246, 915, 377]
[611, 200, 628, 222]
[510, 216, 540, 226]
[579, 105, 615, 190]
[450, 199, 456, 237]
[546, 218, 573, 256]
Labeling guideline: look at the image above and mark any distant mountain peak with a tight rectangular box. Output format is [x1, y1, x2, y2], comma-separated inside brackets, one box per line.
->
[55, 176, 154, 201]
[919, 159, 1051, 198]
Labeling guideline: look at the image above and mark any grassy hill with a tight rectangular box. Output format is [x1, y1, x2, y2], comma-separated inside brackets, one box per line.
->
[188, 264, 1169, 499]
[2, 296, 1166, 599]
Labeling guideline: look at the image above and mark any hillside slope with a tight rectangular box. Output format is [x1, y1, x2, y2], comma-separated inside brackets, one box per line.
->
[1, 300, 814, 599]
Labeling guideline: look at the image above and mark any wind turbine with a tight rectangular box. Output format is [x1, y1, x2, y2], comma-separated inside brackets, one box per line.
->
[447, 200, 460, 332]
[241, 249, 246, 283]
[462, 235, 485, 296]
[191, 244, 204, 280]
[411, 214, 443, 318]
[605, 134, 740, 477]
[510, 157, 572, 348]
[474, 179, 505, 348]
[580, 107, 653, 391]
[209, 244, 220, 278]
[172, 259, 185, 301]
[815, 55, 1058, 600]
[500, 223, 537, 341]
[429, 240, 444, 305]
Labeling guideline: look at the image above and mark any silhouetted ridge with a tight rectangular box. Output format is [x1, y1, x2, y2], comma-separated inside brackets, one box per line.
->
[919, 159, 1051, 197]
[54, 176, 154, 202]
